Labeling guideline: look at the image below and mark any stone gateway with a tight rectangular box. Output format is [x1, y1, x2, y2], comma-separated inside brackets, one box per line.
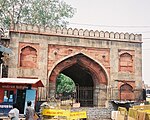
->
[2, 24, 143, 120]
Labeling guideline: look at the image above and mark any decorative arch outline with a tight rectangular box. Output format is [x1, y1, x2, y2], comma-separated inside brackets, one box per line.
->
[48, 52, 109, 84]
[19, 44, 38, 53]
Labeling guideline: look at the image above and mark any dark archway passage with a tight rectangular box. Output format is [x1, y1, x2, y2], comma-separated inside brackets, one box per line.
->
[62, 64, 93, 87]
[49, 53, 108, 107]
[62, 63, 94, 107]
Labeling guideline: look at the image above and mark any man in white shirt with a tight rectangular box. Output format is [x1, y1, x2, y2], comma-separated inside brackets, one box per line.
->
[25, 101, 35, 120]
[8, 104, 19, 120]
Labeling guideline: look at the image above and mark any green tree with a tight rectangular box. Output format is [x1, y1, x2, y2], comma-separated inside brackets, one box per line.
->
[0, 0, 75, 29]
[56, 73, 76, 96]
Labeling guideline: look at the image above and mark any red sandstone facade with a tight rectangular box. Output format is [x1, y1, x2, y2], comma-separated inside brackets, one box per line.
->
[5, 24, 143, 107]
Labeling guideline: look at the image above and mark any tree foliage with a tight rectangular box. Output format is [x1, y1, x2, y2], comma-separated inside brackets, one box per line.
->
[0, 0, 75, 29]
[56, 73, 76, 96]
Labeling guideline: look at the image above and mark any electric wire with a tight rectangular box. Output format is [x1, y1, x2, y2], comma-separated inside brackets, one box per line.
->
[69, 22, 150, 28]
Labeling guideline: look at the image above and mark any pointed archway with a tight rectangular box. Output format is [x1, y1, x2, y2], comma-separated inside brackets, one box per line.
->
[48, 53, 109, 107]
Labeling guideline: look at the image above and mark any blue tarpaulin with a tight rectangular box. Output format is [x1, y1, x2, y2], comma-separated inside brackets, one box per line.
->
[0, 45, 12, 54]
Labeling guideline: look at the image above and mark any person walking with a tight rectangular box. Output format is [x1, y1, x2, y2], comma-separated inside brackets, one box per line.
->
[25, 101, 35, 120]
[8, 104, 19, 120]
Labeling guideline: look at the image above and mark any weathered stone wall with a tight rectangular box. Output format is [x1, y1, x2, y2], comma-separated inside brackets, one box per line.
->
[6, 24, 143, 119]
[8, 24, 142, 102]
[12, 24, 142, 42]
[71, 102, 114, 120]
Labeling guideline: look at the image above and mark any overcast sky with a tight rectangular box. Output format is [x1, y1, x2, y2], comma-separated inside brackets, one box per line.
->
[64, 0, 150, 84]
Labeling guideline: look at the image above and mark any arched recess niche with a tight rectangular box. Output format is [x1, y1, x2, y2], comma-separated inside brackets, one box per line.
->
[119, 52, 134, 73]
[120, 83, 134, 100]
[20, 45, 38, 68]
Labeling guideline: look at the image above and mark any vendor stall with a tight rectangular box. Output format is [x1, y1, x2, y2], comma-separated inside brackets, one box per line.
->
[0, 78, 44, 115]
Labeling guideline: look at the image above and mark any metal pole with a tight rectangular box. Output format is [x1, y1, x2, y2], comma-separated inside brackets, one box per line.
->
[0, 63, 2, 78]
[76, 83, 79, 103]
